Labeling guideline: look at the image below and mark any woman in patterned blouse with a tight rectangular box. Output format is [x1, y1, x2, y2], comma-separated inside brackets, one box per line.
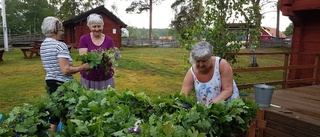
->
[180, 41, 239, 105]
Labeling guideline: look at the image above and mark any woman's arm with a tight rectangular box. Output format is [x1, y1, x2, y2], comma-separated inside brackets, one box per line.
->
[58, 58, 90, 75]
[180, 69, 194, 96]
[211, 59, 233, 103]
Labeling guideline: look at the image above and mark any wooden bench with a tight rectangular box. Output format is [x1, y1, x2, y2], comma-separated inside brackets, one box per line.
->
[20, 47, 40, 59]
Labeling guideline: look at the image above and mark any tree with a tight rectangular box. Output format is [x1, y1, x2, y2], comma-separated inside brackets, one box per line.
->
[170, 0, 203, 36]
[124, 27, 135, 38]
[172, 0, 277, 67]
[283, 23, 293, 36]
[49, 0, 104, 21]
[237, 0, 279, 67]
[4, 0, 57, 34]
[241, 0, 263, 67]
[176, 0, 251, 64]
[125, 0, 164, 46]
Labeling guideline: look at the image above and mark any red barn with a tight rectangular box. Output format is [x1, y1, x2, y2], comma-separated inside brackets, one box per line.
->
[63, 5, 127, 49]
[280, 0, 320, 86]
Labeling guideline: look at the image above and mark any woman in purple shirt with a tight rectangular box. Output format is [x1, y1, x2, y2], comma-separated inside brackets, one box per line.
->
[78, 13, 116, 90]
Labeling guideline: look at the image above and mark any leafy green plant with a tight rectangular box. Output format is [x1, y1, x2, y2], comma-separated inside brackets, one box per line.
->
[0, 81, 258, 137]
[54, 82, 258, 137]
[75, 52, 102, 69]
[75, 48, 120, 75]
[0, 96, 53, 136]
[49, 81, 88, 124]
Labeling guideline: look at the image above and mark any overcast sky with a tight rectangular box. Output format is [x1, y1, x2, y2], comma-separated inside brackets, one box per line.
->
[105, 1, 292, 31]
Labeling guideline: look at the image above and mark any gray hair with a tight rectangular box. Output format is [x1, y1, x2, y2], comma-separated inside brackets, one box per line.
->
[41, 16, 62, 37]
[189, 41, 213, 64]
[87, 13, 104, 27]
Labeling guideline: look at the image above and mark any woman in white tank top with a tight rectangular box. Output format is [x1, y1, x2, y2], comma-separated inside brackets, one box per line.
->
[180, 41, 239, 105]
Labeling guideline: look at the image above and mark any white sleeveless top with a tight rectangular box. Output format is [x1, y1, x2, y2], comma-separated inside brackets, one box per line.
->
[190, 57, 239, 105]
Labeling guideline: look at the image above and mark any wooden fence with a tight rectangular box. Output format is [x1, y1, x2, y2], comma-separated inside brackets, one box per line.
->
[0, 34, 45, 47]
[225, 52, 320, 90]
[121, 38, 179, 48]
[121, 38, 291, 48]
[260, 39, 291, 47]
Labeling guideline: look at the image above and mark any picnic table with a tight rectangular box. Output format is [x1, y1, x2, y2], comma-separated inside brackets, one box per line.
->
[20, 47, 40, 59]
[18, 40, 41, 59]
[20, 40, 72, 59]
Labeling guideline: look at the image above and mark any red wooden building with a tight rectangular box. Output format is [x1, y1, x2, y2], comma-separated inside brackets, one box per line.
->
[280, 0, 320, 86]
[63, 5, 127, 49]
[228, 23, 286, 41]
[260, 26, 286, 40]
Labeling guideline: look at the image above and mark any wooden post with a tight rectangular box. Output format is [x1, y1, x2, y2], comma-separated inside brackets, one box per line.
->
[246, 109, 266, 137]
[283, 54, 289, 89]
[1, 0, 9, 51]
[313, 54, 319, 85]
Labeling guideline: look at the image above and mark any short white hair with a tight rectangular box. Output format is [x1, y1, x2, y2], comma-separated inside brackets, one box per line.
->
[41, 16, 62, 37]
[87, 13, 104, 27]
[189, 41, 213, 64]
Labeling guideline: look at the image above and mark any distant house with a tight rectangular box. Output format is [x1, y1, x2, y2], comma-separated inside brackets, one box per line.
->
[63, 5, 127, 49]
[159, 36, 173, 40]
[260, 26, 287, 40]
[227, 23, 286, 39]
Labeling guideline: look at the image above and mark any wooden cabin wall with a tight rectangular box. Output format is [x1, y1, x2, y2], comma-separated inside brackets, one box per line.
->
[102, 15, 122, 48]
[288, 11, 320, 86]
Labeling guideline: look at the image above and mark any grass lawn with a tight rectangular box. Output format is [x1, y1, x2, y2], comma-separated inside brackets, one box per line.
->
[0, 46, 290, 114]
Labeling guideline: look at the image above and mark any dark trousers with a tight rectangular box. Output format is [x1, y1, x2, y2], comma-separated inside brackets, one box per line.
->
[46, 80, 63, 125]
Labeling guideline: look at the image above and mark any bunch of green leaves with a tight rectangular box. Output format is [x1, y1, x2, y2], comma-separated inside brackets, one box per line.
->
[0, 96, 53, 137]
[101, 48, 120, 75]
[75, 48, 120, 75]
[75, 52, 102, 74]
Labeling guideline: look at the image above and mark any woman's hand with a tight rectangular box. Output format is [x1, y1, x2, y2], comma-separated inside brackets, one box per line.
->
[81, 63, 90, 71]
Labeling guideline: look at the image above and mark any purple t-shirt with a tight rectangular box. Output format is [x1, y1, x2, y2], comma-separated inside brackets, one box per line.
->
[78, 33, 115, 81]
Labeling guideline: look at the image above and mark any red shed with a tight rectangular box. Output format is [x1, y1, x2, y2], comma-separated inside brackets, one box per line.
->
[280, 0, 320, 86]
[63, 5, 127, 49]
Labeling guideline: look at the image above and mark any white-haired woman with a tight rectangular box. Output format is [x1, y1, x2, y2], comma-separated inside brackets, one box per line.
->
[78, 13, 117, 90]
[180, 41, 239, 105]
[40, 16, 90, 133]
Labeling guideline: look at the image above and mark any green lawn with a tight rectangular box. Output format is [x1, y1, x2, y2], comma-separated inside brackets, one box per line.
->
[0, 46, 290, 114]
